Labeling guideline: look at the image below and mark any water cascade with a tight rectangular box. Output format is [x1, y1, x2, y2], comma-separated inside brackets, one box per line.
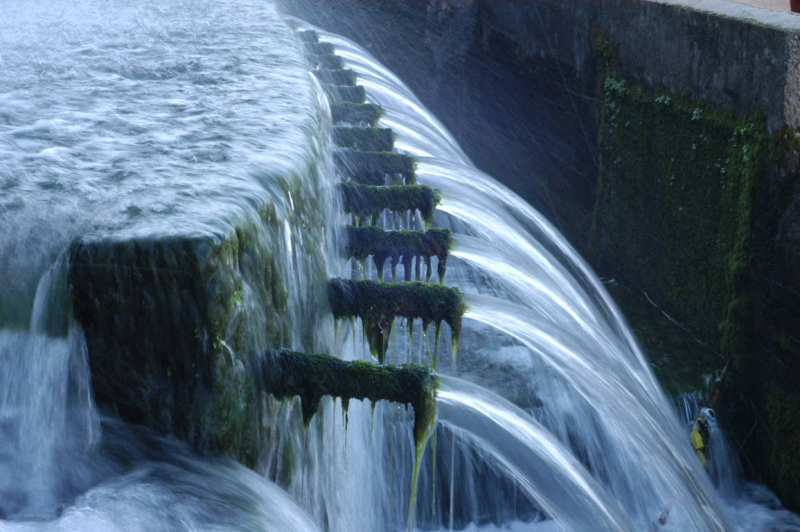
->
[2, 1, 800, 531]
[290, 21, 800, 532]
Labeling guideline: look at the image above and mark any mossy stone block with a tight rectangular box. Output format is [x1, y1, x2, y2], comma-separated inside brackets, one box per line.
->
[334, 127, 395, 152]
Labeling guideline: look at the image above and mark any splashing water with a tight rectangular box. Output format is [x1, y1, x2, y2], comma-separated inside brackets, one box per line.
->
[0, 0, 338, 529]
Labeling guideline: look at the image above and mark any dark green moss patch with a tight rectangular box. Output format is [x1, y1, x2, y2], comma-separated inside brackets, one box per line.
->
[335, 149, 415, 185]
[330, 102, 383, 126]
[304, 42, 334, 56]
[314, 69, 358, 87]
[334, 127, 395, 152]
[323, 85, 367, 104]
[346, 226, 452, 283]
[328, 279, 465, 364]
[296, 30, 318, 43]
[338, 183, 440, 228]
[605, 282, 723, 396]
[311, 54, 344, 70]
[257, 349, 436, 444]
[591, 76, 764, 350]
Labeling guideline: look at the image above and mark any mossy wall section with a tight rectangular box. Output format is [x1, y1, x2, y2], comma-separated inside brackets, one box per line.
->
[591, 78, 762, 346]
[591, 77, 800, 510]
[69, 182, 333, 468]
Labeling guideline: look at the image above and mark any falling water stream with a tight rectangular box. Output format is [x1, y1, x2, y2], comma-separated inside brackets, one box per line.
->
[2, 0, 800, 530]
[300, 22, 800, 532]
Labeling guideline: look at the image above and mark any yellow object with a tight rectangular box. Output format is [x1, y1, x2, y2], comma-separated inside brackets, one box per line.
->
[691, 419, 707, 467]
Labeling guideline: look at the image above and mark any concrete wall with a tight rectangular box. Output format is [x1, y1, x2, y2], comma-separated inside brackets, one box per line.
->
[730, 0, 792, 11]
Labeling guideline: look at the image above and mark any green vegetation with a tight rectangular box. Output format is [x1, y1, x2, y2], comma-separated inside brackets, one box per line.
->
[605, 283, 723, 396]
[335, 150, 416, 185]
[257, 349, 436, 445]
[323, 85, 367, 104]
[338, 183, 440, 228]
[334, 127, 395, 152]
[590, 35, 800, 507]
[314, 69, 358, 87]
[328, 279, 465, 364]
[591, 75, 763, 355]
[346, 226, 452, 282]
[330, 102, 383, 126]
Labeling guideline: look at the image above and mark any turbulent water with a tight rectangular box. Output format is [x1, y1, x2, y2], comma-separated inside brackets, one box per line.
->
[3, 0, 800, 530]
[0, 0, 334, 529]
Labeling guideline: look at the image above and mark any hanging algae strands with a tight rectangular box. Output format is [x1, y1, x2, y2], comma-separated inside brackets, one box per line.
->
[408, 378, 437, 532]
[433, 321, 442, 368]
[256, 349, 436, 443]
[344, 226, 452, 283]
[338, 183, 441, 230]
[327, 279, 465, 367]
[341, 396, 350, 433]
[403, 254, 413, 282]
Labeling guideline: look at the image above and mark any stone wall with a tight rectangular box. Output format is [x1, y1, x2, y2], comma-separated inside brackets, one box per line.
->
[728, 0, 792, 11]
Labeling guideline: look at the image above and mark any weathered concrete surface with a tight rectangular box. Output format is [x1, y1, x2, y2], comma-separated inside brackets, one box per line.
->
[481, 0, 800, 131]
[728, 0, 793, 10]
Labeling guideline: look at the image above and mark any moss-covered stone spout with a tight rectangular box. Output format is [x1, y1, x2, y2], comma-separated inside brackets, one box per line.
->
[256, 349, 436, 447]
[296, 30, 318, 43]
[346, 226, 452, 283]
[339, 183, 440, 229]
[335, 149, 416, 185]
[323, 85, 367, 104]
[328, 279, 465, 365]
[330, 102, 383, 126]
[304, 42, 334, 56]
[334, 127, 395, 152]
[310, 54, 344, 70]
[314, 69, 358, 87]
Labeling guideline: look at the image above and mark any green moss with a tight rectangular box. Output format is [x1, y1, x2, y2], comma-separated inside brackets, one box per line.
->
[334, 127, 395, 152]
[605, 283, 723, 396]
[322, 85, 367, 104]
[591, 76, 764, 350]
[328, 279, 465, 364]
[590, 29, 800, 512]
[296, 30, 318, 43]
[330, 102, 383, 126]
[304, 42, 334, 56]
[346, 226, 452, 282]
[314, 69, 358, 87]
[257, 349, 436, 438]
[338, 183, 441, 228]
[335, 150, 415, 185]
[764, 385, 800, 508]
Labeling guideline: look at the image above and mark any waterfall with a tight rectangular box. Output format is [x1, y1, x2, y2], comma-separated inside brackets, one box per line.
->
[294, 21, 800, 532]
[2, 0, 799, 529]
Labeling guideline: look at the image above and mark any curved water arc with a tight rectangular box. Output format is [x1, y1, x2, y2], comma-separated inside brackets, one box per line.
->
[437, 376, 636, 532]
